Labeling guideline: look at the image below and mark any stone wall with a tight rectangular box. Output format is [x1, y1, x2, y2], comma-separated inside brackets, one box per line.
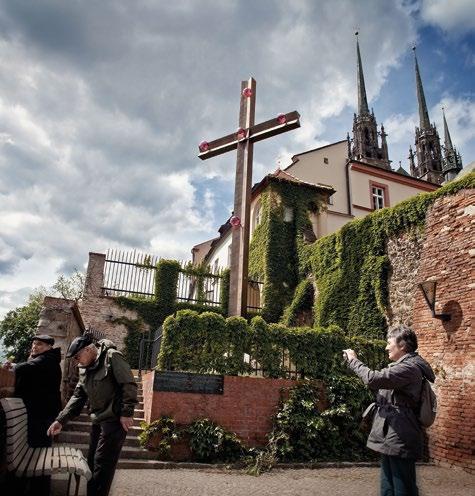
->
[37, 296, 84, 403]
[79, 252, 148, 351]
[410, 190, 474, 473]
[386, 228, 425, 327]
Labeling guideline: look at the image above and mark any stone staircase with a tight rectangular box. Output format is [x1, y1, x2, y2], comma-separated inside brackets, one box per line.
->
[57, 373, 162, 469]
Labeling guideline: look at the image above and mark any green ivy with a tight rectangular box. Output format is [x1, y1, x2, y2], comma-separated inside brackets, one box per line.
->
[157, 310, 387, 377]
[309, 172, 475, 339]
[247, 376, 376, 473]
[248, 181, 326, 322]
[281, 278, 314, 327]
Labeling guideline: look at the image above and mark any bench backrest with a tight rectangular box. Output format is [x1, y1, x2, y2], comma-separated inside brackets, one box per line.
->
[0, 397, 28, 463]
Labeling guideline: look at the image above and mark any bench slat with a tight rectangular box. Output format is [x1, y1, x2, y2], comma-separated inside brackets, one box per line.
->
[26, 448, 42, 477]
[2, 397, 91, 481]
[7, 442, 29, 471]
[43, 447, 53, 476]
[17, 447, 35, 476]
[51, 446, 61, 471]
[35, 447, 48, 477]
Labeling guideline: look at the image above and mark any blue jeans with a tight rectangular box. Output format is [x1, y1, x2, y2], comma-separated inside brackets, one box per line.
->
[380, 455, 419, 496]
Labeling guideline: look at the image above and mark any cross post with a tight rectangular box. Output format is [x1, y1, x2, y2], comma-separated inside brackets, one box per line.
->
[198, 77, 300, 317]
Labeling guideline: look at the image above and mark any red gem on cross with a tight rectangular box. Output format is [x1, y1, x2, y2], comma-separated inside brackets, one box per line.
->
[230, 215, 241, 228]
[236, 128, 247, 140]
[277, 113, 287, 125]
[242, 87, 253, 98]
[199, 141, 210, 152]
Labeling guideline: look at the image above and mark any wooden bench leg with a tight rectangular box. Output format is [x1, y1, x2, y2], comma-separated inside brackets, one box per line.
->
[74, 474, 81, 496]
[67, 473, 72, 496]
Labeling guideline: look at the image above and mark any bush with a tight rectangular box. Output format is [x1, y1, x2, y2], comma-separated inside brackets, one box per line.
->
[187, 418, 245, 463]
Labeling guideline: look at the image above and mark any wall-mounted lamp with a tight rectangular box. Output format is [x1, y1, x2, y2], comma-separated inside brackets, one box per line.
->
[418, 280, 451, 321]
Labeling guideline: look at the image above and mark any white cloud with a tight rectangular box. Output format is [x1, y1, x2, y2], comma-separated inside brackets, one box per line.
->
[0, 0, 472, 318]
[420, 0, 475, 34]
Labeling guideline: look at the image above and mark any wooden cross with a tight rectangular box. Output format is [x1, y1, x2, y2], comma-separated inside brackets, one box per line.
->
[198, 77, 300, 317]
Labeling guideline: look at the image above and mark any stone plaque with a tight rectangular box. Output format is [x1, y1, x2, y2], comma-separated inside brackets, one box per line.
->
[153, 371, 224, 395]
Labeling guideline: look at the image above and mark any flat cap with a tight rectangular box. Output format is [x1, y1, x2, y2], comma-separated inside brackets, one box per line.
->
[66, 335, 93, 358]
[31, 334, 55, 345]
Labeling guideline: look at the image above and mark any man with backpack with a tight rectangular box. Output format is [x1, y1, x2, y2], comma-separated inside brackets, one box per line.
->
[343, 324, 435, 496]
[47, 335, 137, 496]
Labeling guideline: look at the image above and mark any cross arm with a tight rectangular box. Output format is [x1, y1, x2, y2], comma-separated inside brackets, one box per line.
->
[198, 110, 300, 160]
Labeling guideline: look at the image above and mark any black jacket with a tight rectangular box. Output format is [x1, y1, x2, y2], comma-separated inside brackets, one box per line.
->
[15, 347, 62, 421]
[348, 352, 435, 459]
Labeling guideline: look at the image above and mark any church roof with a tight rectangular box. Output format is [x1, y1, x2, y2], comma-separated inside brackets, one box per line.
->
[289, 139, 347, 161]
[252, 168, 335, 197]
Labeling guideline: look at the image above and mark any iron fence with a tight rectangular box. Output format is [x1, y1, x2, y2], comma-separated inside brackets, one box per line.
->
[102, 249, 158, 298]
[101, 249, 263, 313]
[176, 262, 223, 307]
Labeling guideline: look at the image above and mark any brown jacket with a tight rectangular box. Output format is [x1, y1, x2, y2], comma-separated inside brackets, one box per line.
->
[348, 352, 435, 459]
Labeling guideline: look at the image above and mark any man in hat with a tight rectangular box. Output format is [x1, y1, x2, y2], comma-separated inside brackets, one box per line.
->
[48, 335, 137, 496]
[14, 334, 63, 446]
[8, 334, 63, 495]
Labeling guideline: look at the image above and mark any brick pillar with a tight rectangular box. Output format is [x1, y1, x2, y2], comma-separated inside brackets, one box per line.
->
[84, 252, 106, 297]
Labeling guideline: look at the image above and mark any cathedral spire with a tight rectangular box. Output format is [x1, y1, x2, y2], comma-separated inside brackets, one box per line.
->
[413, 47, 431, 131]
[442, 108, 454, 151]
[441, 107, 463, 182]
[410, 47, 443, 185]
[356, 32, 370, 115]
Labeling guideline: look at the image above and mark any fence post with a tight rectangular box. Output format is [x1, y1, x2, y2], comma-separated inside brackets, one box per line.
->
[84, 253, 106, 297]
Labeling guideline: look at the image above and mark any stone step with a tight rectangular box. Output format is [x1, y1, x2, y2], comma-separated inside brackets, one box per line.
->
[72, 444, 156, 460]
[76, 413, 144, 426]
[64, 421, 142, 435]
[57, 430, 141, 448]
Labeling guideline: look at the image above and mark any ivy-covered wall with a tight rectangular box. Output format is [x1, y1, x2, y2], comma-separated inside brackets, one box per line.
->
[306, 172, 475, 339]
[116, 261, 230, 367]
[249, 181, 325, 323]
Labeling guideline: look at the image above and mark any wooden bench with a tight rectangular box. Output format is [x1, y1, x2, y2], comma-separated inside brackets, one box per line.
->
[1, 397, 92, 496]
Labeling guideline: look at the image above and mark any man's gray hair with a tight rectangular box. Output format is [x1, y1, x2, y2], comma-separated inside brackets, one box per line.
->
[387, 324, 418, 352]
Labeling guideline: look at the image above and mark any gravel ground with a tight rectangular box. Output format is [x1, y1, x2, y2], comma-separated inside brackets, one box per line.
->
[107, 466, 474, 496]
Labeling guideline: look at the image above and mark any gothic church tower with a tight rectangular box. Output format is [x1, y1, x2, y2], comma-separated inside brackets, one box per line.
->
[350, 33, 390, 169]
[441, 108, 463, 182]
[410, 48, 444, 184]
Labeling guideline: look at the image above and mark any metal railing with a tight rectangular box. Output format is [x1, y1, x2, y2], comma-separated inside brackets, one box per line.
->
[100, 249, 263, 313]
[138, 327, 163, 376]
[102, 249, 158, 298]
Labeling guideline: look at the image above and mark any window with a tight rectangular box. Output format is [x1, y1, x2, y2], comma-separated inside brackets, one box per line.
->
[253, 203, 261, 232]
[323, 157, 329, 164]
[327, 194, 334, 205]
[227, 245, 232, 267]
[283, 206, 294, 222]
[372, 187, 385, 210]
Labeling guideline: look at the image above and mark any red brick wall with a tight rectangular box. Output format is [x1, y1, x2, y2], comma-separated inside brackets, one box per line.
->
[142, 372, 297, 456]
[413, 189, 474, 473]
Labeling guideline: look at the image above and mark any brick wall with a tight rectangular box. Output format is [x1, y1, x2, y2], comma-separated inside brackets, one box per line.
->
[142, 371, 299, 460]
[79, 252, 149, 351]
[411, 190, 474, 473]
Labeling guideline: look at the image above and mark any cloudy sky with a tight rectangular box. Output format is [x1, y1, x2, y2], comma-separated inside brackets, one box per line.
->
[0, 0, 474, 317]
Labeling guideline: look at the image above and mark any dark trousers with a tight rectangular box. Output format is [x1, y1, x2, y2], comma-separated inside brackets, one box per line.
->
[87, 420, 127, 496]
[380, 455, 419, 496]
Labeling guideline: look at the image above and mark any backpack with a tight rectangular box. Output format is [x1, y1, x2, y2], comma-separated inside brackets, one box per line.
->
[417, 373, 437, 428]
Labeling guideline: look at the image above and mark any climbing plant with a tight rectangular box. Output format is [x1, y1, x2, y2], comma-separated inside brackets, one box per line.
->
[307, 172, 475, 339]
[248, 180, 326, 322]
